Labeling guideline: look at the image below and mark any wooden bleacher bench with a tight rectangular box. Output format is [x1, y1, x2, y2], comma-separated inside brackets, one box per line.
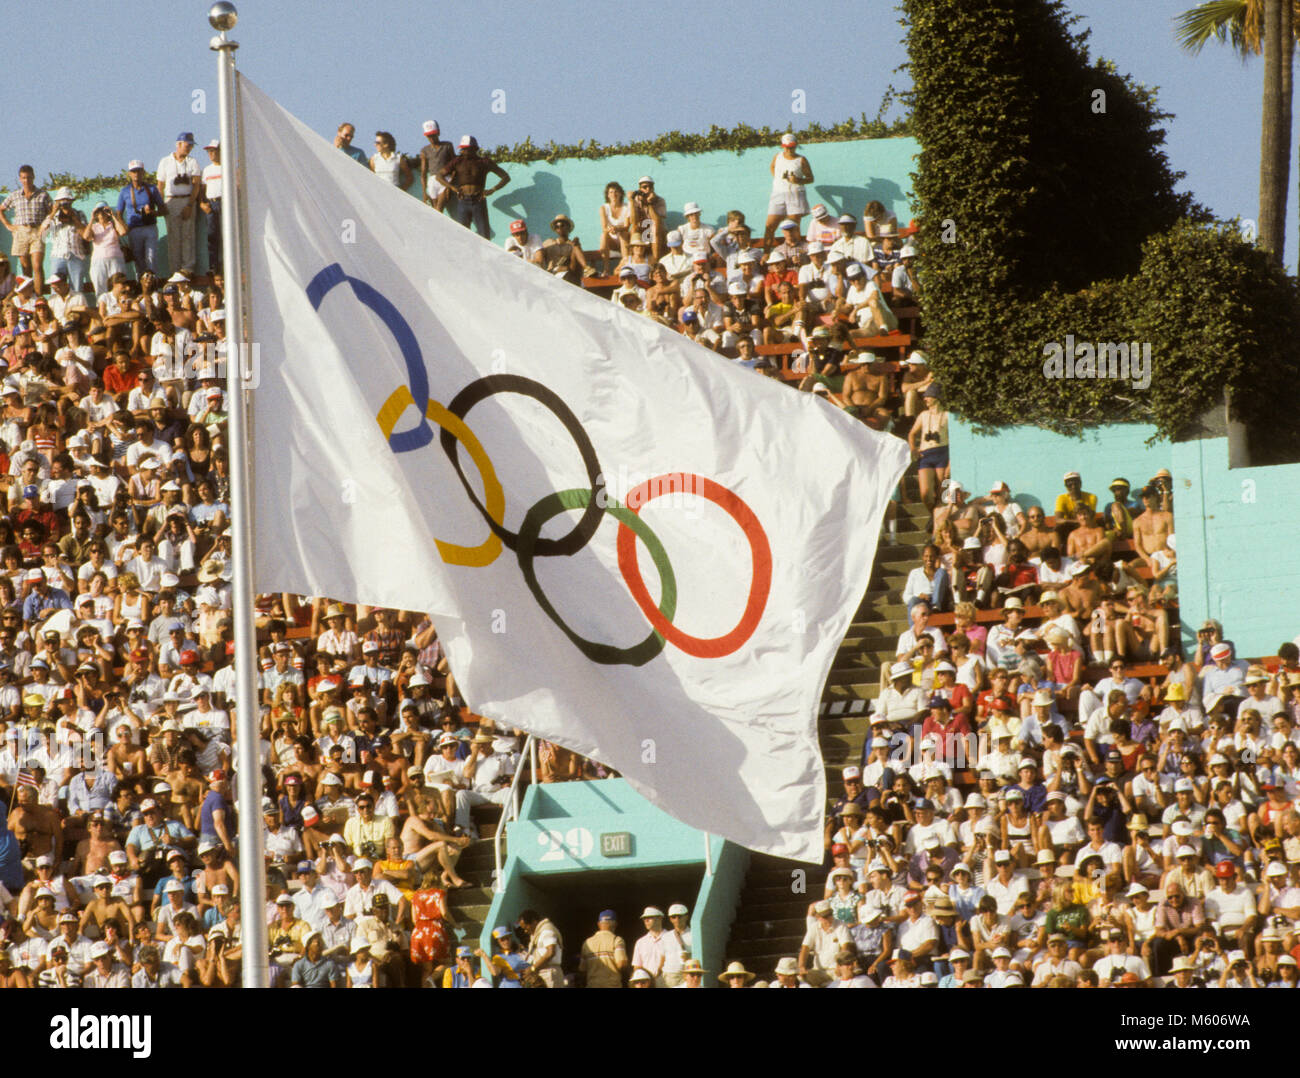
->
[1083, 661, 1167, 683]
[929, 605, 1048, 628]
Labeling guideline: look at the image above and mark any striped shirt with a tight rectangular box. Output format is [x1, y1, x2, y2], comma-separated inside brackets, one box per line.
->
[38, 964, 82, 988]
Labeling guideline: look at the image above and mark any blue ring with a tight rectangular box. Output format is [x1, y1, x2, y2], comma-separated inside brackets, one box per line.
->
[306, 263, 433, 452]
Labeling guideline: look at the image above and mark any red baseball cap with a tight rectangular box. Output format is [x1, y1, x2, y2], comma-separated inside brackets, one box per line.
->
[509, 220, 526, 234]
[179, 649, 198, 666]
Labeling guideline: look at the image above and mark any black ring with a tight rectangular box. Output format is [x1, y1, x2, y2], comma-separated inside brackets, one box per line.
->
[440, 374, 606, 557]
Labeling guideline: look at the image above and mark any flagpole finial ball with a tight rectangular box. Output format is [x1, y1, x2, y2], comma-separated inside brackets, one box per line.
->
[209, 2, 238, 31]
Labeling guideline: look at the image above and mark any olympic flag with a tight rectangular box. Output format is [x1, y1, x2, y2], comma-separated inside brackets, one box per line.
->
[241, 78, 909, 862]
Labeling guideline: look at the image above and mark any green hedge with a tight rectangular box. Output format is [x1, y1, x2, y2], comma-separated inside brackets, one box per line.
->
[4, 100, 911, 199]
[903, 0, 1300, 463]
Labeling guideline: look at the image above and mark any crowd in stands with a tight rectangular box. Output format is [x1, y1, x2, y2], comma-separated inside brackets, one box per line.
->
[5, 120, 902, 989]
[358, 123, 923, 378]
[0, 129, 640, 987]
[743, 462, 1300, 987]
[12, 121, 1286, 992]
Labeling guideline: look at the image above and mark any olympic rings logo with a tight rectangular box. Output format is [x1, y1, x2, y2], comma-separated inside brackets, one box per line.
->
[306, 264, 773, 666]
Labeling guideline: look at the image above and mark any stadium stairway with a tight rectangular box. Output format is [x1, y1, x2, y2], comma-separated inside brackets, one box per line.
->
[723, 471, 929, 979]
[442, 805, 504, 946]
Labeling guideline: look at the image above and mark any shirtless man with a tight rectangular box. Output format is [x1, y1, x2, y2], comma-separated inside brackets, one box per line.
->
[1060, 563, 1102, 624]
[169, 753, 205, 832]
[74, 811, 123, 876]
[80, 876, 134, 936]
[1133, 485, 1173, 570]
[9, 781, 60, 864]
[932, 482, 980, 540]
[400, 777, 470, 889]
[841, 354, 890, 417]
[1066, 505, 1112, 561]
[900, 353, 934, 417]
[161, 290, 197, 333]
[194, 841, 239, 904]
[1019, 506, 1057, 557]
[105, 725, 148, 785]
[436, 136, 510, 239]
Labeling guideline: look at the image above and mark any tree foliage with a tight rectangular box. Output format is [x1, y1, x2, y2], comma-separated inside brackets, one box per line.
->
[904, 0, 1300, 462]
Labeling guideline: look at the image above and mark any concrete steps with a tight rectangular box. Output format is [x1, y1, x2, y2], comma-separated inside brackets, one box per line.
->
[721, 482, 930, 979]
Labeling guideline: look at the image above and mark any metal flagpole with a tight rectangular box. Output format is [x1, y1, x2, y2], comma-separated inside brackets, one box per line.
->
[210, 1, 267, 988]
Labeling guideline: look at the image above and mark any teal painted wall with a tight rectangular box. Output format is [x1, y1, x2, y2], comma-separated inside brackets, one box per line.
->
[945, 419, 1171, 512]
[472, 137, 918, 243]
[1170, 436, 1300, 660]
[1, 185, 218, 281]
[482, 778, 747, 984]
[3, 136, 919, 279]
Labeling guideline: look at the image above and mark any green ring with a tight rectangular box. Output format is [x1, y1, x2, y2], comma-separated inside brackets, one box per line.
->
[516, 488, 677, 666]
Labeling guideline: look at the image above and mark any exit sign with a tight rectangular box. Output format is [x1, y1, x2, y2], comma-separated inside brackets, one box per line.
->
[600, 831, 632, 857]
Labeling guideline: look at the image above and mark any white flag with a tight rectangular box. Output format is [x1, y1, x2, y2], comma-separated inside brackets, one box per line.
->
[240, 77, 909, 862]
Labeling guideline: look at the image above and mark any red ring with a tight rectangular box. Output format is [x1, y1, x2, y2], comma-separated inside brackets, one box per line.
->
[616, 473, 772, 658]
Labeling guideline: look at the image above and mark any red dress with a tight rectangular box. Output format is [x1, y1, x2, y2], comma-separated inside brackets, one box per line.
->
[409, 887, 451, 965]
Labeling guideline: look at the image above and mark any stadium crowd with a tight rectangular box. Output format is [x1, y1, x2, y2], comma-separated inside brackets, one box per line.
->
[7, 122, 1289, 991]
[0, 129, 608, 987]
[747, 460, 1300, 987]
[0, 120, 911, 989]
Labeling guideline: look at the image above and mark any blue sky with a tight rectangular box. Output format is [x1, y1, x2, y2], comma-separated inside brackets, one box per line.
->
[7, 0, 1294, 265]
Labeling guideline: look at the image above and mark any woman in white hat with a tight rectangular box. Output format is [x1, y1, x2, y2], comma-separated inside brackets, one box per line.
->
[80, 197, 128, 296]
[826, 866, 862, 925]
[347, 936, 377, 988]
[717, 960, 755, 987]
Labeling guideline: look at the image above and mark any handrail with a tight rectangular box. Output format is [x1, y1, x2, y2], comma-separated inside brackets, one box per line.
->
[493, 733, 536, 893]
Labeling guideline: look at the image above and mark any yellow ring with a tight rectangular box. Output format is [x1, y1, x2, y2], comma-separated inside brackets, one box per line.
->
[376, 386, 504, 567]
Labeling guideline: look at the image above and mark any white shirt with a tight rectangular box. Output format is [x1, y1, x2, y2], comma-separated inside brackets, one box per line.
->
[1203, 885, 1256, 930]
[1074, 841, 1124, 869]
[902, 567, 943, 608]
[897, 914, 937, 954]
[985, 873, 1030, 915]
[201, 162, 223, 201]
[126, 438, 173, 470]
[156, 152, 201, 199]
[504, 234, 544, 261]
[896, 627, 948, 657]
[678, 223, 715, 259]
